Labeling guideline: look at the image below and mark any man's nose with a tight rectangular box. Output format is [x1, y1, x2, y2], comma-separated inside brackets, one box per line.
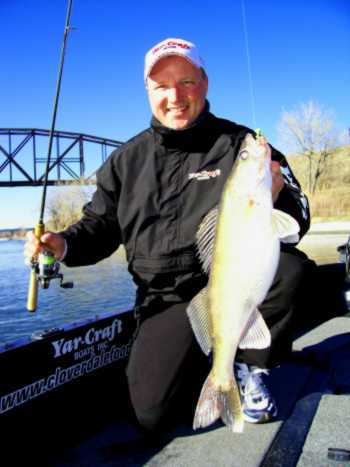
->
[168, 85, 182, 102]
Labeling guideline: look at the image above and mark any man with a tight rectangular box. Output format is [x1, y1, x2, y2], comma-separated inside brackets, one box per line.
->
[25, 38, 311, 433]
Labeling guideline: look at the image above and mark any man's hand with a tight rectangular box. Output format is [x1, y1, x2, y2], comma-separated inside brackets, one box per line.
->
[271, 161, 284, 203]
[24, 231, 66, 265]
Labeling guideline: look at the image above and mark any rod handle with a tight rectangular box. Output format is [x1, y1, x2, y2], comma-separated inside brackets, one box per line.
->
[34, 222, 45, 240]
[27, 270, 38, 312]
[26, 222, 45, 312]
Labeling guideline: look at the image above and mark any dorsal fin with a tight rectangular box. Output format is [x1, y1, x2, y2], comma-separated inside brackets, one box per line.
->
[196, 206, 219, 275]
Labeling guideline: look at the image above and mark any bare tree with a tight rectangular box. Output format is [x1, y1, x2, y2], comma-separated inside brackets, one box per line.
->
[278, 101, 339, 193]
[46, 180, 95, 231]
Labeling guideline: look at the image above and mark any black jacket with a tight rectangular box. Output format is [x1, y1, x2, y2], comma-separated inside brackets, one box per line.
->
[61, 104, 310, 304]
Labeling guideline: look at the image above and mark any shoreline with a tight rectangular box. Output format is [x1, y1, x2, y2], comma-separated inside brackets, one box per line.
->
[0, 235, 27, 241]
[1, 220, 349, 241]
[0, 228, 31, 241]
[308, 220, 350, 235]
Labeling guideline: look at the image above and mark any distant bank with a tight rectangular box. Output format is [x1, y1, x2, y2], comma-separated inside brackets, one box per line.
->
[0, 228, 32, 240]
[308, 221, 350, 235]
[1, 220, 350, 241]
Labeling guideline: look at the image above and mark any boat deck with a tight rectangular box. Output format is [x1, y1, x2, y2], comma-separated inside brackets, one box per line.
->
[46, 316, 350, 467]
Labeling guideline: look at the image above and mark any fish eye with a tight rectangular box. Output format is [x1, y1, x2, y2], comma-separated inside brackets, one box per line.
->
[239, 150, 249, 160]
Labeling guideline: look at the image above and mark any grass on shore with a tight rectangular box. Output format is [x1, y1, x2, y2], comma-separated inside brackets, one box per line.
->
[287, 144, 350, 222]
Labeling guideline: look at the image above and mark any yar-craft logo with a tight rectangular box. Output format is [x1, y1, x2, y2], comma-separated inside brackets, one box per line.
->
[51, 318, 123, 358]
[188, 169, 221, 181]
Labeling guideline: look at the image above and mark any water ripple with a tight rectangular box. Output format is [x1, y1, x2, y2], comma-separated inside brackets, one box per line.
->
[0, 241, 135, 346]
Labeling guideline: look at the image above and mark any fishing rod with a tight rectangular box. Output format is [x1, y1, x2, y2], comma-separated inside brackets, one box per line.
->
[27, 0, 74, 312]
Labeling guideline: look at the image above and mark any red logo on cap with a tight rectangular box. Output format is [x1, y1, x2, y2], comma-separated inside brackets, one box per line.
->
[152, 40, 191, 55]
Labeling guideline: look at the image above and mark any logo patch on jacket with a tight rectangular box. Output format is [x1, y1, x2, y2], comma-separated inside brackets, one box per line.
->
[189, 169, 221, 181]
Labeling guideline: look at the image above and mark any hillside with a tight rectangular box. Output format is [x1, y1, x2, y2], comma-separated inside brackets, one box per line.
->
[286, 144, 350, 221]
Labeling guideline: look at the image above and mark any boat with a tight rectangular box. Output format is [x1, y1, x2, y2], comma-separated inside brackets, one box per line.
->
[338, 235, 350, 279]
[1, 241, 350, 466]
[0, 307, 137, 459]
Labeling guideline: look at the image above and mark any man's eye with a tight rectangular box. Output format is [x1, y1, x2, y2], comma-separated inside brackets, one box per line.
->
[182, 79, 194, 86]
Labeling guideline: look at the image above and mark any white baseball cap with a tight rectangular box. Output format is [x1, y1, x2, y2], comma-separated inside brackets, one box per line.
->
[144, 38, 205, 82]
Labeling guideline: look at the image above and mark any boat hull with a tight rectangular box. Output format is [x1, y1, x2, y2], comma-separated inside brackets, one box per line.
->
[0, 309, 138, 454]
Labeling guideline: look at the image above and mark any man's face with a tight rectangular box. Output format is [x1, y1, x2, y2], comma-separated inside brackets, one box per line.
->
[146, 55, 208, 130]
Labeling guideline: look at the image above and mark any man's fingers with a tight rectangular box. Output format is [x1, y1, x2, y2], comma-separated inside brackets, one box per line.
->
[270, 160, 280, 172]
[40, 232, 54, 247]
[271, 161, 284, 202]
[24, 230, 43, 264]
[39, 232, 65, 260]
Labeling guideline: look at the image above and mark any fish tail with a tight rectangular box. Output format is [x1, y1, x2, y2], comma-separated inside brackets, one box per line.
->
[221, 377, 245, 433]
[193, 373, 244, 433]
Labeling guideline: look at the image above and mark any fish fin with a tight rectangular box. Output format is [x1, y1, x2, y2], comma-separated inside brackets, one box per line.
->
[221, 380, 245, 433]
[272, 209, 300, 243]
[186, 288, 212, 355]
[193, 373, 244, 433]
[239, 308, 271, 349]
[196, 206, 219, 274]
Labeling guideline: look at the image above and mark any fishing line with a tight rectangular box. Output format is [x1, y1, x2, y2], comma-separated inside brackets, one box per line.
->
[240, 0, 257, 129]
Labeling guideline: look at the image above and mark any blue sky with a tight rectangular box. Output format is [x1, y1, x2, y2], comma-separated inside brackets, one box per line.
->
[0, 0, 349, 229]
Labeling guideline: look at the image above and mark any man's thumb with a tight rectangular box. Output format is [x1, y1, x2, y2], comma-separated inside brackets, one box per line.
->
[40, 232, 54, 246]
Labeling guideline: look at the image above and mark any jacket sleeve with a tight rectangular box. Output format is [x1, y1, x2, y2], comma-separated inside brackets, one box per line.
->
[60, 152, 122, 267]
[271, 145, 311, 241]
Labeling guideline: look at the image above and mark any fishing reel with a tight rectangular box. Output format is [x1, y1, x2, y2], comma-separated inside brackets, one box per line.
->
[27, 243, 74, 312]
[31, 250, 73, 290]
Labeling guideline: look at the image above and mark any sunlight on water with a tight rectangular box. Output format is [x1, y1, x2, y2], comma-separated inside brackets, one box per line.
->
[0, 240, 136, 345]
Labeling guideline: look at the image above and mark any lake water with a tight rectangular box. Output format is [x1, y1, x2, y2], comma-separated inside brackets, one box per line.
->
[0, 232, 348, 347]
[0, 240, 136, 346]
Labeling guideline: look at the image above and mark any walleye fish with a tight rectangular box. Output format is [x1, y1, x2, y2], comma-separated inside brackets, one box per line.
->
[187, 132, 300, 433]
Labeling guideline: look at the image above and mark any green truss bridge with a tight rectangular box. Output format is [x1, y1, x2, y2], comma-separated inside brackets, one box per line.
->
[0, 128, 123, 187]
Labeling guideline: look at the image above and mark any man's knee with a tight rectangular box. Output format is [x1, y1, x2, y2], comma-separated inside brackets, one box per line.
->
[133, 403, 167, 433]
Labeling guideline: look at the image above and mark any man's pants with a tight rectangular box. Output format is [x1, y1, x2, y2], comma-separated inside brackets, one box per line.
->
[126, 247, 313, 432]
